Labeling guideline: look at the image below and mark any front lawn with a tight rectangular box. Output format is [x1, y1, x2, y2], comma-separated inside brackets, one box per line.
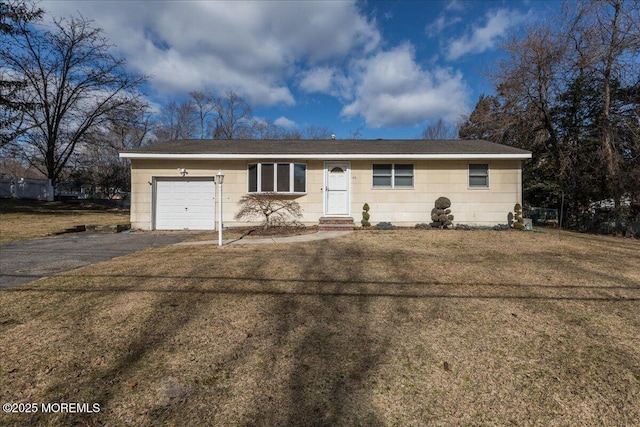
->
[0, 199, 130, 242]
[1, 230, 638, 426]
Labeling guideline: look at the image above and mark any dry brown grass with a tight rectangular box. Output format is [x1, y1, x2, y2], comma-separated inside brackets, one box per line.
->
[0, 200, 129, 242]
[1, 229, 639, 426]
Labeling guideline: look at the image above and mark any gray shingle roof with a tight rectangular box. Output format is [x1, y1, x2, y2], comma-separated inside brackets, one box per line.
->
[121, 139, 531, 157]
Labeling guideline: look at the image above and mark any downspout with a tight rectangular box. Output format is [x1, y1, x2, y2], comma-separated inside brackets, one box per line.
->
[518, 160, 523, 208]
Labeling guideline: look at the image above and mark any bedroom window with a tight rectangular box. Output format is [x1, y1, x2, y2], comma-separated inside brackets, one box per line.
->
[248, 163, 306, 194]
[469, 163, 489, 188]
[372, 164, 414, 188]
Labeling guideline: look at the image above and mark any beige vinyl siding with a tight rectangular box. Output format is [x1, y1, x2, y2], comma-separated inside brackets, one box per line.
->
[129, 158, 523, 229]
[130, 159, 326, 229]
[349, 160, 522, 226]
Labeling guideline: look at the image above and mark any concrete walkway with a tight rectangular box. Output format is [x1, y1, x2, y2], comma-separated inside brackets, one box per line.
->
[174, 230, 353, 246]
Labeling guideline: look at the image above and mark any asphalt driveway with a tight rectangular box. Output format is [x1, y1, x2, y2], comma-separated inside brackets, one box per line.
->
[0, 232, 193, 288]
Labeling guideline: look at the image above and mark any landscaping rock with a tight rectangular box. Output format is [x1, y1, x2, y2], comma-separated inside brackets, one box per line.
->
[56, 225, 86, 235]
[415, 223, 432, 230]
[117, 224, 131, 232]
[374, 222, 396, 230]
[454, 224, 472, 231]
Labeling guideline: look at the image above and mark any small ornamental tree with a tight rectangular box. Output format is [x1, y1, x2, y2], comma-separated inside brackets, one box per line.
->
[513, 203, 525, 230]
[235, 193, 302, 229]
[361, 203, 371, 227]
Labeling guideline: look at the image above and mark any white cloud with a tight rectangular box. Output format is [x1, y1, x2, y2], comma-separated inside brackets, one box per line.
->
[41, 1, 380, 107]
[445, 8, 531, 60]
[298, 45, 471, 128]
[39, 1, 475, 130]
[274, 116, 296, 128]
[298, 67, 352, 99]
[341, 45, 469, 127]
[426, 14, 462, 38]
[299, 68, 335, 93]
[445, 0, 465, 12]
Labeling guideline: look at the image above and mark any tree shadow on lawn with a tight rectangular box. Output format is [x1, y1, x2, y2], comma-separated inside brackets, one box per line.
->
[243, 240, 388, 426]
[495, 296, 640, 425]
[374, 247, 640, 425]
[0, 199, 126, 216]
[7, 277, 639, 300]
[556, 230, 640, 252]
[2, 241, 391, 426]
[10, 278, 218, 427]
[2, 241, 639, 426]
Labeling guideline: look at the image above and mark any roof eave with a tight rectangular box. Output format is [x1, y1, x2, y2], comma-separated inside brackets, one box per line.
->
[119, 153, 532, 160]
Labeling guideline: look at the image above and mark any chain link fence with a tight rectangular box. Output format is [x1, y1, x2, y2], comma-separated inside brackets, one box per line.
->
[0, 176, 54, 201]
[525, 206, 639, 238]
[524, 207, 559, 226]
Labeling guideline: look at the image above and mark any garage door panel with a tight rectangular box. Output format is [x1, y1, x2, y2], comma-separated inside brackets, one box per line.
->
[155, 178, 215, 230]
[155, 181, 184, 230]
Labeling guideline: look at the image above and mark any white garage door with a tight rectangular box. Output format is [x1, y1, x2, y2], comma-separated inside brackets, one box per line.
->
[155, 178, 216, 230]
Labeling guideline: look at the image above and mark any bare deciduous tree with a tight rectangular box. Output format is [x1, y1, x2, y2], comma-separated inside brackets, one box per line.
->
[566, 0, 640, 226]
[73, 101, 153, 197]
[421, 119, 459, 139]
[234, 193, 302, 229]
[155, 100, 198, 141]
[250, 118, 283, 139]
[189, 90, 218, 139]
[214, 90, 252, 139]
[102, 101, 153, 150]
[461, 0, 640, 231]
[347, 123, 365, 139]
[0, 10, 147, 185]
[300, 125, 334, 140]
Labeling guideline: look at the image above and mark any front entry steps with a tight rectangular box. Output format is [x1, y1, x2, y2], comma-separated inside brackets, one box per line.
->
[318, 216, 355, 231]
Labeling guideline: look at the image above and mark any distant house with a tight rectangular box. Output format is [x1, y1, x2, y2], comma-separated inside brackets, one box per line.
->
[119, 139, 532, 230]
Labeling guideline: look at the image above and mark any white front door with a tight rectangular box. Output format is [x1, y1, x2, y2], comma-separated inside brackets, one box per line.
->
[325, 162, 350, 215]
[155, 178, 216, 230]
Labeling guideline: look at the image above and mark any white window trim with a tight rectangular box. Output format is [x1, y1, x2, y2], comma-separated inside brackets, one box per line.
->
[372, 163, 414, 189]
[468, 163, 490, 189]
[248, 162, 307, 194]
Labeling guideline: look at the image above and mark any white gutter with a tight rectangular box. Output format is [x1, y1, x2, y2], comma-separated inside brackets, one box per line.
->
[120, 153, 532, 160]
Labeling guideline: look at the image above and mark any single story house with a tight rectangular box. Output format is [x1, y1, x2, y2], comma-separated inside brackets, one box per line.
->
[119, 139, 532, 230]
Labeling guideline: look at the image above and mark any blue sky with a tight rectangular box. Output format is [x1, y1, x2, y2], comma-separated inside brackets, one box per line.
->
[42, 0, 560, 139]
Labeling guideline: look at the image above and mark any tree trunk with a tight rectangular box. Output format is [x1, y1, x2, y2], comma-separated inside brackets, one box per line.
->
[600, 0, 623, 233]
